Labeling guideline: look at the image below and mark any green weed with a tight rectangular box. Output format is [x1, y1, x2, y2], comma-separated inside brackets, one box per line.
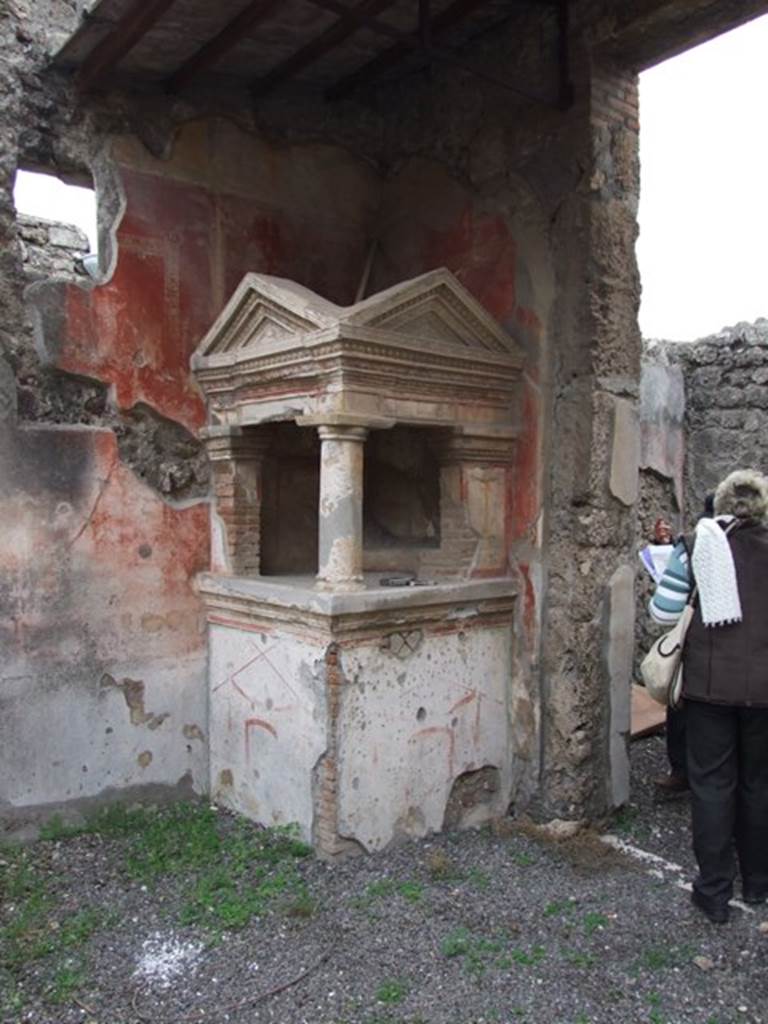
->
[583, 912, 608, 935]
[563, 949, 595, 968]
[612, 805, 640, 834]
[398, 881, 423, 903]
[641, 944, 690, 971]
[543, 899, 575, 918]
[508, 945, 545, 967]
[354, 878, 424, 909]
[285, 887, 317, 918]
[125, 802, 222, 880]
[0, 846, 112, 1014]
[38, 816, 87, 842]
[439, 927, 527, 977]
[375, 978, 409, 1004]
[46, 960, 87, 1004]
[70, 805, 316, 933]
[467, 868, 491, 890]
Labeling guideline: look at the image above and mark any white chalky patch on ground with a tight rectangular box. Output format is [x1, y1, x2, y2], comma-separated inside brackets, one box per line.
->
[134, 932, 204, 988]
[601, 834, 755, 914]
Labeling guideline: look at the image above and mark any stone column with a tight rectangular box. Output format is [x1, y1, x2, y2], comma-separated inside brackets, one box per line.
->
[202, 425, 267, 576]
[316, 425, 368, 591]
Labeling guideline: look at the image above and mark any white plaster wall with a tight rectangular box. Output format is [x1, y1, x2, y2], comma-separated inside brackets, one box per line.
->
[336, 624, 513, 851]
[207, 623, 328, 839]
[1, 652, 208, 810]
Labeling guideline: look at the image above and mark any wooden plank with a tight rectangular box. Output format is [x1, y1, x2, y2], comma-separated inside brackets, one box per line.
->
[76, 0, 180, 91]
[631, 684, 666, 740]
[253, 0, 398, 97]
[325, 0, 493, 100]
[167, 0, 284, 93]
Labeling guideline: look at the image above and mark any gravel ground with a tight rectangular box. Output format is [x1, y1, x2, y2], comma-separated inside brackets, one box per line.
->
[2, 734, 767, 1024]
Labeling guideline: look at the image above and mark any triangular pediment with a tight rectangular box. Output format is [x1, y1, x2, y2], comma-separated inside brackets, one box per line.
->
[344, 269, 522, 361]
[193, 273, 342, 361]
[193, 268, 523, 370]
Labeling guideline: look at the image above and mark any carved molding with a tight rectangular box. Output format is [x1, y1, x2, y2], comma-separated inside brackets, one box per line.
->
[192, 269, 523, 430]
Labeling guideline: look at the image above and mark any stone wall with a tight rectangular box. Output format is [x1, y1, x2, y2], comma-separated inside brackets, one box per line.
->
[675, 320, 768, 515]
[17, 214, 90, 282]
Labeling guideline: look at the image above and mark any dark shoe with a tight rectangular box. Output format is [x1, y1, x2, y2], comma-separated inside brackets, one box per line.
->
[742, 887, 768, 906]
[691, 889, 730, 924]
[653, 773, 689, 794]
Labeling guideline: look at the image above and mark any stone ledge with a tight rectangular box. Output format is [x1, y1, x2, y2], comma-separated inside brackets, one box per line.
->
[198, 573, 517, 640]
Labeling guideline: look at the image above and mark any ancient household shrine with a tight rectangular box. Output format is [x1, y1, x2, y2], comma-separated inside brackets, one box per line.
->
[191, 269, 523, 855]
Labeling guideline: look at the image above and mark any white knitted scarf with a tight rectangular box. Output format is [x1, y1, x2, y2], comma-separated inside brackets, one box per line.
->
[691, 516, 742, 627]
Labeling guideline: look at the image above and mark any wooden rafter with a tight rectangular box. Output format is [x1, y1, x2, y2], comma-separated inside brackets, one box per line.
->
[76, 0, 180, 91]
[252, 0, 398, 97]
[316, 0, 554, 105]
[167, 0, 284, 93]
[324, 0, 493, 100]
[304, 0, 403, 42]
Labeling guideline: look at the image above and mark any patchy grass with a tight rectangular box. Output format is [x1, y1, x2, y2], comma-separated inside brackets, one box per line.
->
[507, 944, 546, 967]
[640, 944, 692, 972]
[509, 850, 537, 867]
[543, 898, 576, 918]
[47, 959, 87, 1005]
[611, 804, 652, 843]
[0, 845, 111, 1015]
[82, 803, 314, 934]
[375, 977, 410, 1004]
[440, 926, 540, 977]
[467, 868, 491, 890]
[582, 911, 609, 936]
[353, 877, 425, 910]
[1, 804, 314, 1016]
[563, 948, 596, 968]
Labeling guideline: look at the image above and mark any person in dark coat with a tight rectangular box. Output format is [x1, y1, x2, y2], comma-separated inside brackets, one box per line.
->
[650, 469, 768, 923]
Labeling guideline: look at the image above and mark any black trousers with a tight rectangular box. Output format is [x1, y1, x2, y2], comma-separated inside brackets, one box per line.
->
[666, 704, 687, 777]
[686, 700, 768, 904]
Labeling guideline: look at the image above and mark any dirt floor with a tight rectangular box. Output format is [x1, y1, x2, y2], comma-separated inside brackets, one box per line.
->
[1, 734, 767, 1024]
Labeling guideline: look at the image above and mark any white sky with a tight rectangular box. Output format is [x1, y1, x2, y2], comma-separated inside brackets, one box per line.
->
[12, 12, 768, 342]
[638, 12, 768, 341]
[13, 170, 98, 251]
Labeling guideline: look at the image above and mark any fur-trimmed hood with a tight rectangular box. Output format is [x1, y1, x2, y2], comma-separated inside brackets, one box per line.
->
[713, 469, 768, 519]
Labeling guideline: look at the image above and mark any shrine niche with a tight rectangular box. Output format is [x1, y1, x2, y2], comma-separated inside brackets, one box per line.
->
[191, 268, 523, 855]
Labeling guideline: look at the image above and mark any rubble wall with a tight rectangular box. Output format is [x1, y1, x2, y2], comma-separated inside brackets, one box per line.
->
[675, 321, 768, 515]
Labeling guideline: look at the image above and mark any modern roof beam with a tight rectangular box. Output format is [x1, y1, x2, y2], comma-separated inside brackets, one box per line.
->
[318, 0, 555, 106]
[325, 0, 493, 100]
[75, 0, 180, 91]
[166, 0, 284, 93]
[252, 0, 398, 98]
